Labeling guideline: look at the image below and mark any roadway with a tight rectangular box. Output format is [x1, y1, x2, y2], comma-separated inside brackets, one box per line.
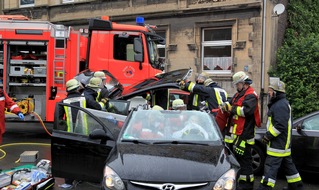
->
[1, 122, 318, 189]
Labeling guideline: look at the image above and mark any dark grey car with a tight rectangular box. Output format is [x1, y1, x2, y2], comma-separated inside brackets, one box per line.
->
[252, 111, 319, 175]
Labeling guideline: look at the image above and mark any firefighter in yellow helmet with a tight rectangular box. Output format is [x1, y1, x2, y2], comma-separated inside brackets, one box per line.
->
[172, 99, 186, 110]
[257, 80, 303, 190]
[56, 78, 106, 188]
[93, 71, 109, 102]
[217, 71, 261, 190]
[83, 77, 110, 110]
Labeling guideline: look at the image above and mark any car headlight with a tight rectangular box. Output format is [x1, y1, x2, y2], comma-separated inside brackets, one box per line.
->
[213, 169, 236, 190]
[103, 166, 125, 190]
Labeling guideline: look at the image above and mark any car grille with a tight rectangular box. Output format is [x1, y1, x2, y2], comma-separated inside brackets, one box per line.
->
[129, 181, 209, 190]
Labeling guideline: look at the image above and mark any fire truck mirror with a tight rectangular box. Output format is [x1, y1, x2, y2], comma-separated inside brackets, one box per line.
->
[134, 38, 143, 66]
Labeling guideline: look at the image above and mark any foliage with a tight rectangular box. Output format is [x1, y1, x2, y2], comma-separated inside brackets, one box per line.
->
[271, 0, 319, 119]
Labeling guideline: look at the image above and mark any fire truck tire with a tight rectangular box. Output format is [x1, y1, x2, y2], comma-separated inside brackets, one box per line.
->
[17, 99, 35, 115]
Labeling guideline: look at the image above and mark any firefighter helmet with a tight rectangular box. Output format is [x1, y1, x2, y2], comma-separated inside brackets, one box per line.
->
[197, 72, 209, 81]
[66, 79, 80, 92]
[172, 99, 186, 110]
[94, 71, 106, 79]
[87, 77, 102, 88]
[204, 78, 216, 87]
[152, 105, 164, 111]
[232, 71, 249, 85]
[269, 81, 286, 93]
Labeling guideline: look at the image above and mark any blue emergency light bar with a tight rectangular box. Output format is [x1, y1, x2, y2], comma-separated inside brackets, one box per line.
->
[136, 17, 144, 26]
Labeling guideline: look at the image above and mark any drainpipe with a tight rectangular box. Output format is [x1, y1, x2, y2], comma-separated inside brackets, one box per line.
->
[260, 0, 267, 123]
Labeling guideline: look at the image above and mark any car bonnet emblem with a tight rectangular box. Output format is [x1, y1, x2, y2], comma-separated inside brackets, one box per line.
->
[162, 183, 175, 190]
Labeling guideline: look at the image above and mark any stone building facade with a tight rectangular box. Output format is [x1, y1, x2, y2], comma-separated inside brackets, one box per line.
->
[2, 0, 288, 121]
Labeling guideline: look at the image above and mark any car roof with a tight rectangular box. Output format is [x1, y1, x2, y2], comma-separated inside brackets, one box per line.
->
[116, 68, 192, 100]
[293, 111, 319, 125]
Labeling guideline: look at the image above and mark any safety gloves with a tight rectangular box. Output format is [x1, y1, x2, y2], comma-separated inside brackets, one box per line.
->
[100, 98, 109, 104]
[234, 137, 246, 156]
[262, 135, 270, 144]
[176, 79, 186, 90]
[221, 102, 232, 112]
[17, 112, 24, 120]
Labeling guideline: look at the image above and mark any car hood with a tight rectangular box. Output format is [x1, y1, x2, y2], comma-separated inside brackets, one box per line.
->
[107, 143, 233, 182]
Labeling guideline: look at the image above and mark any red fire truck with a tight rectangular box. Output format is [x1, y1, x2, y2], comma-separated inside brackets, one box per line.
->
[0, 15, 165, 122]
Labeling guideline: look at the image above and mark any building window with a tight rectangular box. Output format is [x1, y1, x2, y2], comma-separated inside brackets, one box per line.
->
[202, 27, 232, 74]
[20, 0, 34, 7]
[62, 0, 74, 3]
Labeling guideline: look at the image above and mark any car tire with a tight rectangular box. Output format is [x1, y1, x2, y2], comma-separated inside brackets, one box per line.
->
[251, 144, 266, 175]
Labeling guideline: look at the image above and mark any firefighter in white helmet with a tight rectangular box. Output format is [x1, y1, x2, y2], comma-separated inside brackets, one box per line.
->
[187, 72, 209, 110]
[257, 80, 303, 190]
[178, 74, 227, 115]
[216, 71, 261, 190]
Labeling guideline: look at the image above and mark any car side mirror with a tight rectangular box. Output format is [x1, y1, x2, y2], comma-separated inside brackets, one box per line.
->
[89, 129, 113, 142]
[296, 123, 303, 132]
[134, 38, 144, 70]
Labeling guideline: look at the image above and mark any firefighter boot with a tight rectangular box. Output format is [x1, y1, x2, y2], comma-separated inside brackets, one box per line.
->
[282, 181, 304, 190]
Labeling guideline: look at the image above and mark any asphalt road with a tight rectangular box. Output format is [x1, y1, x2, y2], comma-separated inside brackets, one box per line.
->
[1, 122, 318, 190]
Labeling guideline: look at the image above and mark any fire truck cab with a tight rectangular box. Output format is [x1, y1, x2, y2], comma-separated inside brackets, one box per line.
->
[0, 15, 80, 122]
[86, 16, 165, 87]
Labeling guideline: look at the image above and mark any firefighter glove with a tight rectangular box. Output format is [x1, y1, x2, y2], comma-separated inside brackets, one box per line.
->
[234, 138, 246, 156]
[262, 135, 270, 144]
[221, 102, 232, 112]
[100, 98, 109, 104]
[176, 79, 186, 89]
[18, 113, 24, 120]
[145, 92, 151, 101]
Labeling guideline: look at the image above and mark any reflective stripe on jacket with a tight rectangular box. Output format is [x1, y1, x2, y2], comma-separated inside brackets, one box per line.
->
[63, 97, 87, 133]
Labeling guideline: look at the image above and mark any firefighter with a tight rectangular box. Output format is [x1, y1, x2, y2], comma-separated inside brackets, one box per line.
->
[82, 77, 110, 110]
[257, 81, 303, 190]
[179, 77, 227, 115]
[0, 89, 24, 145]
[56, 78, 106, 189]
[219, 71, 261, 190]
[172, 99, 187, 110]
[187, 72, 209, 110]
[93, 71, 109, 102]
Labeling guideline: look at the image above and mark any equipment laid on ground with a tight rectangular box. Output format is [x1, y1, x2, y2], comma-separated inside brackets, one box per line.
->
[0, 161, 54, 190]
[20, 151, 39, 163]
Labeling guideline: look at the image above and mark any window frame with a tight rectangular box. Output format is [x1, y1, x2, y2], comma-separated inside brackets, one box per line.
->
[201, 27, 233, 75]
[19, 0, 35, 8]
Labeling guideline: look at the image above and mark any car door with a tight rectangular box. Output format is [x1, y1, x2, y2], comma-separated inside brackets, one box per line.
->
[51, 103, 127, 183]
[292, 114, 319, 173]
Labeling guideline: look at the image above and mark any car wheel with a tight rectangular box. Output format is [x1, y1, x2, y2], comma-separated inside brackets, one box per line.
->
[251, 144, 265, 175]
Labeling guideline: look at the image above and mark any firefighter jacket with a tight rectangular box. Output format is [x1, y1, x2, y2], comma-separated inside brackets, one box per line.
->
[185, 81, 227, 114]
[82, 87, 107, 110]
[265, 93, 292, 157]
[0, 89, 22, 135]
[96, 87, 109, 102]
[187, 83, 206, 110]
[225, 86, 261, 145]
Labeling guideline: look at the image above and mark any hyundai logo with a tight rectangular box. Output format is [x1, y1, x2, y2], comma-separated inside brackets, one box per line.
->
[162, 183, 175, 190]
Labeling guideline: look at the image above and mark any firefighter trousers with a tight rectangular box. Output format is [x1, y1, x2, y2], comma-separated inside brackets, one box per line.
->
[231, 143, 254, 190]
[258, 155, 303, 190]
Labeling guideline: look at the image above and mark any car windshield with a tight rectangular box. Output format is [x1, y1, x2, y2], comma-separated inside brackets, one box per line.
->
[121, 110, 222, 143]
